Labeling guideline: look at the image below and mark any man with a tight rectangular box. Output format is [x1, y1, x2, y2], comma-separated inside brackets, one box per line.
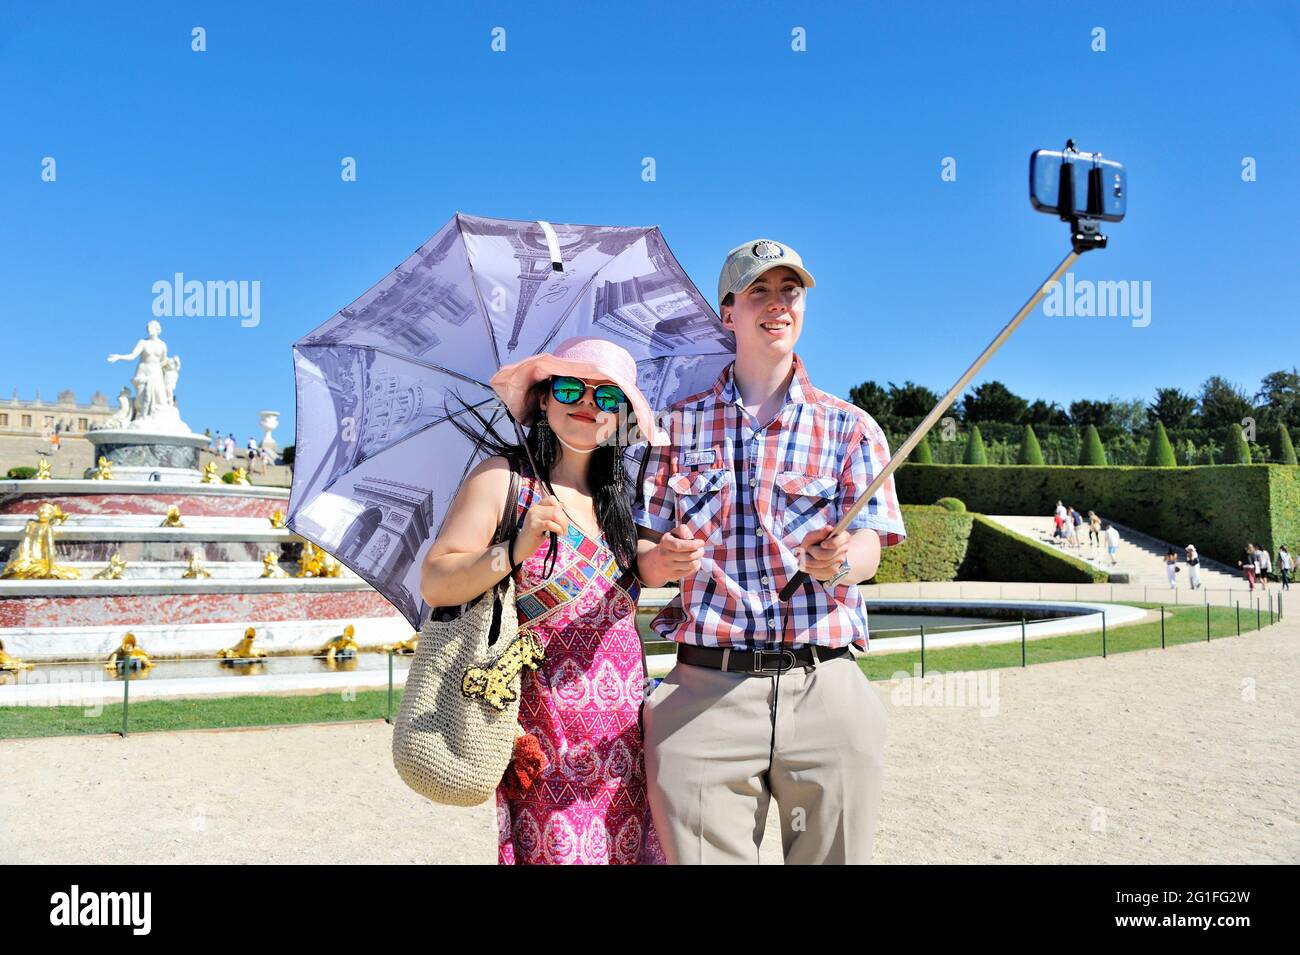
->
[1105, 523, 1121, 565]
[633, 238, 907, 864]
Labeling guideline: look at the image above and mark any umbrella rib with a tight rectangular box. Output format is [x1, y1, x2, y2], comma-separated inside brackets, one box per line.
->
[457, 212, 508, 372]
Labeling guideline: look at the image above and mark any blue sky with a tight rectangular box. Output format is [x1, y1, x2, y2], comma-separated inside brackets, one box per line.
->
[3, 0, 1296, 444]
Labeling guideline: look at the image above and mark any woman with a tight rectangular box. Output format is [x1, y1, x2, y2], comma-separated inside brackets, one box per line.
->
[1185, 544, 1202, 590]
[1278, 545, 1292, 590]
[1163, 547, 1179, 589]
[1238, 543, 1257, 591]
[420, 336, 670, 865]
[1255, 545, 1271, 592]
[1087, 511, 1101, 549]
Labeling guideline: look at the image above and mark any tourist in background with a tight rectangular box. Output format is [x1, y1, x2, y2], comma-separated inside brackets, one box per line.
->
[1163, 547, 1179, 589]
[1278, 545, 1292, 590]
[1255, 545, 1271, 592]
[1104, 523, 1120, 565]
[223, 433, 235, 462]
[1237, 543, 1257, 591]
[1088, 511, 1101, 549]
[1185, 544, 1202, 589]
[1068, 506, 1082, 548]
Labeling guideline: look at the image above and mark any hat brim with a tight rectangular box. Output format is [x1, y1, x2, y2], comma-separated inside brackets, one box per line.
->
[488, 355, 669, 446]
[721, 262, 816, 305]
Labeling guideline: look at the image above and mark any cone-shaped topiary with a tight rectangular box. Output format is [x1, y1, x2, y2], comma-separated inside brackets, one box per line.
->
[1273, 424, 1297, 465]
[1225, 423, 1252, 463]
[1017, 425, 1044, 465]
[913, 433, 933, 463]
[963, 426, 988, 465]
[1078, 424, 1108, 466]
[1145, 420, 1177, 467]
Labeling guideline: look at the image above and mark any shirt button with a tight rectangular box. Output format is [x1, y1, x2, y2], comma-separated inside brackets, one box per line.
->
[749, 477, 757, 487]
[761, 575, 770, 586]
[756, 527, 764, 538]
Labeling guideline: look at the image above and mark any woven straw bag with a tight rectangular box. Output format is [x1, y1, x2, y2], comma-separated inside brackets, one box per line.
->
[392, 465, 541, 807]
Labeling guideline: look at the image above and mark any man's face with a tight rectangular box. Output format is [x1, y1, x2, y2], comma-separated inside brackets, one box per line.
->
[721, 265, 805, 360]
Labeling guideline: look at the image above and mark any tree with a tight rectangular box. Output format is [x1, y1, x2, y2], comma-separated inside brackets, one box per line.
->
[1145, 420, 1177, 466]
[887, 380, 940, 419]
[912, 433, 933, 463]
[1025, 399, 1071, 427]
[1256, 367, 1300, 430]
[961, 381, 1028, 424]
[1078, 424, 1108, 465]
[1273, 424, 1297, 465]
[963, 425, 988, 465]
[1199, 376, 1255, 431]
[1147, 388, 1197, 429]
[1107, 396, 1148, 434]
[848, 380, 891, 419]
[1018, 424, 1045, 465]
[1069, 399, 1114, 429]
[1224, 423, 1252, 463]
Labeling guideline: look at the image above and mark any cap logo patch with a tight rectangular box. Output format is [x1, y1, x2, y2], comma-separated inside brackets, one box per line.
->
[752, 240, 784, 259]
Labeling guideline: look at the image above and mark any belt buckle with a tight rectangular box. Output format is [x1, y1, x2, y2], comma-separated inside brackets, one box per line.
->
[753, 648, 796, 674]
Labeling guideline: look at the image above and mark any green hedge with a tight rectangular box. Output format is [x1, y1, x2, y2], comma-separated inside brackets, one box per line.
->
[871, 506, 1108, 584]
[6, 466, 37, 480]
[896, 464, 1300, 564]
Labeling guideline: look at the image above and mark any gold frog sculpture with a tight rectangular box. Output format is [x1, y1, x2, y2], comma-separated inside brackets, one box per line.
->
[92, 552, 128, 579]
[462, 630, 545, 710]
[90, 456, 114, 480]
[105, 632, 153, 672]
[219, 626, 268, 660]
[318, 624, 360, 663]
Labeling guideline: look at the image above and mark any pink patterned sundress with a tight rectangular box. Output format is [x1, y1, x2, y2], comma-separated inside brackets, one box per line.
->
[495, 463, 666, 865]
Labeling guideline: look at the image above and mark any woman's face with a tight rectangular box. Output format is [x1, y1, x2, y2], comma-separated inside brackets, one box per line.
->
[539, 376, 622, 452]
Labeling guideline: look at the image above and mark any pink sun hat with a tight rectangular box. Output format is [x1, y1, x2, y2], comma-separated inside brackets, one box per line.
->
[488, 336, 669, 446]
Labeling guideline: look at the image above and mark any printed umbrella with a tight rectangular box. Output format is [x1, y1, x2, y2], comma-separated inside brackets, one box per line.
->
[288, 212, 733, 628]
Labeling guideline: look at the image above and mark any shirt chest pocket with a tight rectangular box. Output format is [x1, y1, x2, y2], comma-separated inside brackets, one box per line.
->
[776, 471, 838, 547]
[668, 468, 732, 546]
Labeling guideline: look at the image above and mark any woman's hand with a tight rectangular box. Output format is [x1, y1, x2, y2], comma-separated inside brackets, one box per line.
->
[512, 494, 567, 566]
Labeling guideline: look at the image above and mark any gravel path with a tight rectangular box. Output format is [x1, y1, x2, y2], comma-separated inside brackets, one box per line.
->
[3, 619, 1296, 864]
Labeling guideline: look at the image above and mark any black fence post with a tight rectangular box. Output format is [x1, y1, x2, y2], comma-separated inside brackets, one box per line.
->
[121, 654, 131, 738]
[1021, 617, 1027, 667]
[1206, 603, 1211, 642]
[1236, 602, 1240, 636]
[1160, 606, 1165, 649]
[920, 624, 926, 678]
[1101, 611, 1107, 659]
[1257, 600, 1261, 631]
[386, 649, 394, 725]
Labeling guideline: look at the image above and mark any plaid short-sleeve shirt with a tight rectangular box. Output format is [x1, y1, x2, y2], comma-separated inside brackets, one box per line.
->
[632, 353, 906, 652]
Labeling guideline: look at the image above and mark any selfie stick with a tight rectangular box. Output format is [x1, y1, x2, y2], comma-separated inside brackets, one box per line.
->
[779, 225, 1106, 602]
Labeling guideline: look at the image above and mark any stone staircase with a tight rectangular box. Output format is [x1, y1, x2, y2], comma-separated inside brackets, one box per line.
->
[983, 514, 1249, 590]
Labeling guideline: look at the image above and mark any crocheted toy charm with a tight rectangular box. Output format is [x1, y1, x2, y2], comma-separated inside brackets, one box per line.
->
[462, 630, 545, 710]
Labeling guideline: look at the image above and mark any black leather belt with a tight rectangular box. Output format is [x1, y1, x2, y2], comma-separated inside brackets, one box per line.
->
[677, 642, 850, 675]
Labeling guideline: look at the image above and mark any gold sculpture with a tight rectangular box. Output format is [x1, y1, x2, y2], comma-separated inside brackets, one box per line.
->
[296, 540, 342, 578]
[259, 552, 288, 578]
[317, 623, 360, 663]
[219, 626, 268, 660]
[90, 456, 114, 480]
[200, 461, 220, 484]
[35, 457, 52, 480]
[268, 509, 286, 528]
[230, 466, 250, 486]
[104, 632, 153, 672]
[180, 551, 211, 579]
[92, 552, 128, 579]
[462, 631, 545, 710]
[161, 505, 185, 527]
[0, 639, 35, 673]
[378, 633, 419, 655]
[1, 502, 80, 579]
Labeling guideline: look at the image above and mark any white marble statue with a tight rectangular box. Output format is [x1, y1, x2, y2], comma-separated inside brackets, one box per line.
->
[103, 320, 193, 435]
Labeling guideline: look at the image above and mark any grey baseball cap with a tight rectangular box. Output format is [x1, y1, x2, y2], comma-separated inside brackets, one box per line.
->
[717, 238, 815, 307]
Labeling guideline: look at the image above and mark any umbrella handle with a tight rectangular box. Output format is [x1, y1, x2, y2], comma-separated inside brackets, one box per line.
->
[778, 247, 1081, 603]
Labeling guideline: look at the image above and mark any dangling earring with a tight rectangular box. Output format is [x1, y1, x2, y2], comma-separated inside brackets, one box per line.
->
[534, 414, 555, 468]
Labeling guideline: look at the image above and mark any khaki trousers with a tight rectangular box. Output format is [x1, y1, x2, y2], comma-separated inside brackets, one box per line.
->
[643, 651, 887, 864]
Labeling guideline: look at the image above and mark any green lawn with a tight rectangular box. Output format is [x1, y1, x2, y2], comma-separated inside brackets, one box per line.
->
[0, 602, 1282, 740]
